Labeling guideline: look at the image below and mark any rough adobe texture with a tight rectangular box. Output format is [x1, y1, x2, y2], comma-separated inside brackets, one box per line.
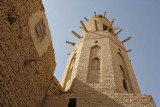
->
[0, 0, 64, 106]
[46, 76, 64, 96]
[42, 76, 64, 107]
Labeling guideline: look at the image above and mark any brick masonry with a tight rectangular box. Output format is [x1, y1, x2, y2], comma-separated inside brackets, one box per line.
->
[59, 15, 156, 107]
[0, 1, 156, 107]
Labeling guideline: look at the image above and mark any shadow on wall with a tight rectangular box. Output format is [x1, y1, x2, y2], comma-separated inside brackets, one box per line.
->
[42, 78, 124, 107]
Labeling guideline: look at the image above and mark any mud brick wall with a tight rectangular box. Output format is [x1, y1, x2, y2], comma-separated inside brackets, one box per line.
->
[46, 76, 64, 96]
[0, 0, 58, 106]
[41, 76, 64, 106]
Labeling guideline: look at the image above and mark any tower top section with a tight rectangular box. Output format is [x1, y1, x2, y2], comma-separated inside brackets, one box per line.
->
[67, 12, 131, 51]
[90, 14, 110, 25]
[80, 12, 119, 36]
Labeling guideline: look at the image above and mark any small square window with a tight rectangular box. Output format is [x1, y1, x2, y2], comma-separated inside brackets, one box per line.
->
[103, 24, 108, 31]
[35, 19, 46, 41]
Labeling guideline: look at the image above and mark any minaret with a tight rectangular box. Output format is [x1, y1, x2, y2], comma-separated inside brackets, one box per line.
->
[61, 12, 141, 94]
[51, 12, 156, 107]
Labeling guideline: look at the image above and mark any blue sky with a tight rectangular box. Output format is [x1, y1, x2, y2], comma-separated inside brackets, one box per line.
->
[42, 0, 160, 106]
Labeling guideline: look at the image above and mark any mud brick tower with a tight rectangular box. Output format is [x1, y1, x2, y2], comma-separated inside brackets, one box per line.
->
[58, 12, 156, 107]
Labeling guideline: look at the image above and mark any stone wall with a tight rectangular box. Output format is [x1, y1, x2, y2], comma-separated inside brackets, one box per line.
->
[0, 0, 62, 106]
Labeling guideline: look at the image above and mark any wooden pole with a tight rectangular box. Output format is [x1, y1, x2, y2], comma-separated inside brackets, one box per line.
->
[104, 11, 106, 17]
[79, 26, 83, 29]
[80, 20, 88, 32]
[107, 18, 115, 31]
[94, 11, 96, 17]
[66, 41, 75, 45]
[84, 17, 89, 21]
[115, 29, 123, 36]
[67, 53, 70, 55]
[94, 20, 98, 31]
[114, 27, 119, 30]
[72, 31, 81, 39]
[126, 50, 132, 52]
[122, 37, 131, 43]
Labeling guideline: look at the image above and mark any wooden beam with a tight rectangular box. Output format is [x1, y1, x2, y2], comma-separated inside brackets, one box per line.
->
[114, 27, 119, 30]
[104, 11, 106, 17]
[107, 18, 115, 31]
[79, 26, 83, 29]
[122, 36, 131, 43]
[94, 20, 98, 31]
[80, 20, 88, 32]
[84, 17, 89, 21]
[72, 31, 81, 39]
[66, 41, 75, 45]
[67, 53, 70, 55]
[115, 29, 123, 36]
[126, 50, 132, 52]
[115, 36, 118, 38]
[94, 11, 96, 17]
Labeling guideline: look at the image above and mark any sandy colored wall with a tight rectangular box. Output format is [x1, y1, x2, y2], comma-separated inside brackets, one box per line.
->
[109, 36, 141, 94]
[61, 38, 84, 91]
[0, 0, 61, 106]
[42, 76, 64, 107]
[44, 79, 155, 107]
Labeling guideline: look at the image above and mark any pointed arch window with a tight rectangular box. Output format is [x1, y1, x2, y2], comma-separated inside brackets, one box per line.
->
[91, 57, 100, 71]
[67, 54, 76, 81]
[63, 54, 76, 89]
[87, 45, 101, 83]
[118, 52, 133, 92]
[120, 65, 126, 80]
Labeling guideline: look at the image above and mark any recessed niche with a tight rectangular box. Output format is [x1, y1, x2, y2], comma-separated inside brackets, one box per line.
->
[35, 19, 46, 41]
[95, 41, 98, 43]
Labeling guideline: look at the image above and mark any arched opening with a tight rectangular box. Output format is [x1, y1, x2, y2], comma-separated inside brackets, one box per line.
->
[117, 52, 133, 92]
[120, 65, 126, 80]
[91, 57, 100, 71]
[63, 54, 76, 89]
[87, 45, 101, 83]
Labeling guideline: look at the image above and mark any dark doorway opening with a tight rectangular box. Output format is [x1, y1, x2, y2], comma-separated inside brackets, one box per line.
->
[68, 98, 76, 107]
